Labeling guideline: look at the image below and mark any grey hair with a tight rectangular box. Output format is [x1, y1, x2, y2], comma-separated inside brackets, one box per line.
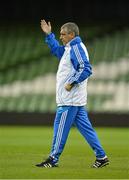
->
[61, 22, 79, 36]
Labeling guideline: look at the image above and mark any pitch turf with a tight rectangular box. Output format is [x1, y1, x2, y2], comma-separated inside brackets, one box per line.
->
[0, 126, 128, 179]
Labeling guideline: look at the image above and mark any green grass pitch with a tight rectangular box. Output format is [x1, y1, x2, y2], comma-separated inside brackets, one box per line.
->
[0, 126, 128, 179]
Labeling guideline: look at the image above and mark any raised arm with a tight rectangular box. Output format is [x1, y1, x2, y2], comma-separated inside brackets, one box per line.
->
[40, 19, 65, 59]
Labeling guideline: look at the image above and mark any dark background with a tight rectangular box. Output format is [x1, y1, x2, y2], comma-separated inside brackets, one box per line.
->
[0, 0, 129, 25]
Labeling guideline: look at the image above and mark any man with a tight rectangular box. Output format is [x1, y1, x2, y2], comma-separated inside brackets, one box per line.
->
[36, 19, 109, 168]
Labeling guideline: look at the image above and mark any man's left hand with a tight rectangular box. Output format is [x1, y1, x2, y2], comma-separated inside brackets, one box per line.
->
[65, 83, 74, 91]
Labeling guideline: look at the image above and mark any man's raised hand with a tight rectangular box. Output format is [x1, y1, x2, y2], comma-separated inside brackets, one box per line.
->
[40, 19, 51, 35]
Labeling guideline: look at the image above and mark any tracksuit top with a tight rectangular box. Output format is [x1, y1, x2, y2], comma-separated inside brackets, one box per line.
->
[45, 33, 92, 106]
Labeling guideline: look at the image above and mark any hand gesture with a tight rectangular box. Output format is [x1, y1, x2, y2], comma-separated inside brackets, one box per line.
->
[40, 19, 51, 35]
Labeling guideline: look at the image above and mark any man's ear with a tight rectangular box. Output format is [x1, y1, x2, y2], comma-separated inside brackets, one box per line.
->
[70, 32, 75, 38]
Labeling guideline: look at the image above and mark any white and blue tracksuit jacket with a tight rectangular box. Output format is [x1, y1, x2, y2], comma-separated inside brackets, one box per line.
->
[45, 33, 92, 106]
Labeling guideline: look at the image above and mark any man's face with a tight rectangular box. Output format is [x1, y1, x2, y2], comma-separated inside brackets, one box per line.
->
[60, 28, 75, 45]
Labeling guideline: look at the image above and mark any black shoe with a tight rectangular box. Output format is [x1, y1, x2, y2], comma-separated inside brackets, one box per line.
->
[92, 157, 109, 168]
[35, 156, 58, 168]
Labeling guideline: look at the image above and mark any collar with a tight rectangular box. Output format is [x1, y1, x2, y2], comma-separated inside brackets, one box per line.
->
[66, 36, 82, 47]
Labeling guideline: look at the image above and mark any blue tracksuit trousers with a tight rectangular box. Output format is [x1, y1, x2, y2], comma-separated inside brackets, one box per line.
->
[50, 106, 106, 163]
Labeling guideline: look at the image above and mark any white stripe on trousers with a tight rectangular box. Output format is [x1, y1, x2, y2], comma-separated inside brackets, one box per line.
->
[52, 110, 68, 156]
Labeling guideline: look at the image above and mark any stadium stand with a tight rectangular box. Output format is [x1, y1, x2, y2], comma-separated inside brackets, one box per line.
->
[0, 24, 129, 113]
